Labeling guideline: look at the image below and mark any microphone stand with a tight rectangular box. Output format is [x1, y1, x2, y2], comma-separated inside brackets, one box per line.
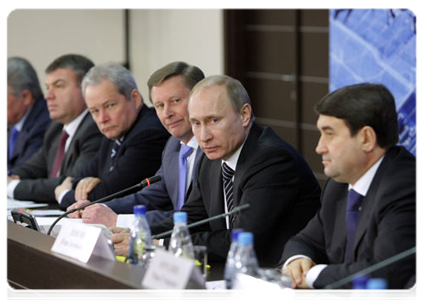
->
[47, 175, 161, 236]
[151, 203, 251, 239]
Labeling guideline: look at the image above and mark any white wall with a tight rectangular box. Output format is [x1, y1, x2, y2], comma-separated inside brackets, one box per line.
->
[7, 9, 224, 106]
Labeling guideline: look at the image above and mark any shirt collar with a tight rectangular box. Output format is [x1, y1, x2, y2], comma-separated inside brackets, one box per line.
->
[182, 135, 199, 149]
[349, 155, 385, 196]
[14, 104, 34, 131]
[63, 109, 89, 137]
[221, 135, 248, 172]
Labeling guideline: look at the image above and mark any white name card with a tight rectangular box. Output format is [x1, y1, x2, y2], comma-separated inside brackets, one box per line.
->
[142, 248, 196, 289]
[51, 219, 115, 263]
[229, 274, 295, 300]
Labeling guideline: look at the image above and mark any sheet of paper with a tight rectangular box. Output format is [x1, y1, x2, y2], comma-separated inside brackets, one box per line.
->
[7, 198, 49, 210]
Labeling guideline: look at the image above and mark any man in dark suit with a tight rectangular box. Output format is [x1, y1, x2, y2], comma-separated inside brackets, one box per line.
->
[280, 83, 416, 289]
[7, 57, 51, 170]
[65, 62, 205, 230]
[7, 54, 102, 203]
[55, 62, 170, 210]
[149, 75, 321, 267]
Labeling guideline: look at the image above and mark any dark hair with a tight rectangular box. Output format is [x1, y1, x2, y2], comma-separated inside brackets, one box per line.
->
[8, 57, 43, 100]
[314, 83, 399, 149]
[147, 61, 205, 101]
[45, 54, 94, 85]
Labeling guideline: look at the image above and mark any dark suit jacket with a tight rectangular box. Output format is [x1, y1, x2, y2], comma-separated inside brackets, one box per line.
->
[105, 136, 204, 224]
[280, 146, 416, 289]
[150, 122, 321, 267]
[8, 98, 51, 170]
[59, 105, 170, 209]
[11, 112, 102, 203]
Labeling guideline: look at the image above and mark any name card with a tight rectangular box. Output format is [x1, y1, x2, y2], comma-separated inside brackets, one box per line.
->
[228, 274, 295, 299]
[51, 219, 115, 263]
[142, 248, 200, 289]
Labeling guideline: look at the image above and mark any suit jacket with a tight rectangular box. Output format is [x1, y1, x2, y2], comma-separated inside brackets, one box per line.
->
[150, 122, 321, 267]
[8, 98, 51, 170]
[105, 136, 204, 224]
[280, 146, 416, 289]
[59, 105, 170, 209]
[11, 112, 102, 203]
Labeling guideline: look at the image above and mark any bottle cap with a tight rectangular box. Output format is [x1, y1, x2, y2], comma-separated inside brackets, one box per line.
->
[173, 211, 187, 223]
[366, 278, 388, 289]
[238, 232, 253, 245]
[231, 228, 244, 242]
[133, 205, 147, 216]
[352, 275, 370, 289]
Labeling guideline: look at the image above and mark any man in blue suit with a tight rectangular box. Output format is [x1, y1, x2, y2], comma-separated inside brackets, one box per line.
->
[66, 62, 204, 233]
[55, 62, 170, 210]
[7, 57, 51, 170]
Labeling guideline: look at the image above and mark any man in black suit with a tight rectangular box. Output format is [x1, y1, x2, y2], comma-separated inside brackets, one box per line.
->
[149, 75, 321, 267]
[7, 54, 102, 203]
[55, 62, 170, 210]
[280, 83, 416, 289]
[7, 57, 51, 170]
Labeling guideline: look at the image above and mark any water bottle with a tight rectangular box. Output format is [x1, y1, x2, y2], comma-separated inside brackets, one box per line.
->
[234, 232, 260, 278]
[127, 205, 152, 267]
[224, 228, 244, 289]
[350, 276, 369, 300]
[169, 212, 194, 259]
[366, 278, 388, 300]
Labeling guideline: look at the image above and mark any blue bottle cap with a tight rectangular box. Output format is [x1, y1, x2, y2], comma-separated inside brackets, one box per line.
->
[366, 278, 388, 289]
[231, 228, 244, 242]
[238, 232, 254, 245]
[133, 205, 146, 216]
[352, 275, 370, 289]
[173, 211, 187, 223]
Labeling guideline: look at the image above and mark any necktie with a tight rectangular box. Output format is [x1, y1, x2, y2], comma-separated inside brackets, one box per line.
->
[176, 144, 194, 210]
[50, 130, 69, 178]
[109, 139, 122, 172]
[8, 127, 19, 160]
[222, 162, 236, 228]
[344, 189, 364, 263]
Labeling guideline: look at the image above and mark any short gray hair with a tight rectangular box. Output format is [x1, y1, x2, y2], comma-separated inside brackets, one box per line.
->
[82, 62, 138, 100]
[8, 57, 43, 100]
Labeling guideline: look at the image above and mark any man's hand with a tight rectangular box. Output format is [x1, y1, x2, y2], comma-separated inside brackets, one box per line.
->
[75, 177, 101, 201]
[81, 204, 118, 227]
[283, 257, 316, 289]
[55, 176, 73, 200]
[110, 227, 131, 257]
[67, 200, 90, 218]
[7, 174, 20, 185]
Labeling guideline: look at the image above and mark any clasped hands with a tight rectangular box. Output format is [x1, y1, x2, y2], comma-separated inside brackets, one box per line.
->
[282, 257, 316, 289]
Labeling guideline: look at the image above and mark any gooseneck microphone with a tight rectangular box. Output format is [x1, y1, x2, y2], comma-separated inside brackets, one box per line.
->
[47, 175, 161, 236]
[324, 246, 416, 289]
[151, 203, 251, 239]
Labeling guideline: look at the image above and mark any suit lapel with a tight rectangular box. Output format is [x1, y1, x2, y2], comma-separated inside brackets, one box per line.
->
[208, 160, 226, 229]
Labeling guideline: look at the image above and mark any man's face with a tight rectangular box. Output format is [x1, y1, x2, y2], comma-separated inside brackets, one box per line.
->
[189, 85, 250, 161]
[44, 68, 87, 125]
[7, 89, 30, 126]
[316, 115, 366, 184]
[151, 75, 193, 144]
[85, 79, 140, 140]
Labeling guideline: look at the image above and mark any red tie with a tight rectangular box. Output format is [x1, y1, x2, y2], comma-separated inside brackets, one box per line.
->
[50, 130, 69, 178]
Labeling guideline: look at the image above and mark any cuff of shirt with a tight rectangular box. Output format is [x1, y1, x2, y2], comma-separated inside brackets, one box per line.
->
[306, 264, 328, 289]
[7, 179, 20, 199]
[282, 254, 310, 270]
[57, 189, 71, 204]
[116, 214, 135, 228]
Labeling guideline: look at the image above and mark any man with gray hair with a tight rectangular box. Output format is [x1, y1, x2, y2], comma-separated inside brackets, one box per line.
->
[55, 62, 169, 209]
[7, 57, 51, 169]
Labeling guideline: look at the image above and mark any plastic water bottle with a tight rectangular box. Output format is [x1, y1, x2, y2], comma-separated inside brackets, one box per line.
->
[366, 278, 388, 300]
[234, 232, 260, 278]
[127, 205, 152, 267]
[224, 228, 244, 289]
[169, 212, 194, 259]
[350, 276, 369, 300]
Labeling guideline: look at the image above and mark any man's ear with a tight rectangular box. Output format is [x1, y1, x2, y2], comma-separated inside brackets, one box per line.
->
[131, 89, 143, 109]
[359, 126, 378, 152]
[240, 103, 252, 127]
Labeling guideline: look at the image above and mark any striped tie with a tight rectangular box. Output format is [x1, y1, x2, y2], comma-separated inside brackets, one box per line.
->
[109, 139, 122, 172]
[222, 162, 236, 228]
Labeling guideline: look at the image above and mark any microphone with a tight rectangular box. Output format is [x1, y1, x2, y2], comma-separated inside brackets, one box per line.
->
[47, 175, 161, 236]
[324, 246, 416, 289]
[151, 203, 251, 239]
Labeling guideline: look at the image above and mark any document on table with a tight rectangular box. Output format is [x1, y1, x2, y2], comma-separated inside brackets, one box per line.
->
[7, 198, 49, 210]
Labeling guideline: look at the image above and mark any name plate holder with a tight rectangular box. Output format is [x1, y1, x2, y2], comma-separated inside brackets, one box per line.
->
[51, 219, 115, 263]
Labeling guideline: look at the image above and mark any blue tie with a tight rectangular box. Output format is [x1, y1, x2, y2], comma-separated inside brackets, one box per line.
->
[8, 127, 19, 159]
[176, 144, 194, 210]
[109, 139, 122, 172]
[345, 189, 364, 263]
